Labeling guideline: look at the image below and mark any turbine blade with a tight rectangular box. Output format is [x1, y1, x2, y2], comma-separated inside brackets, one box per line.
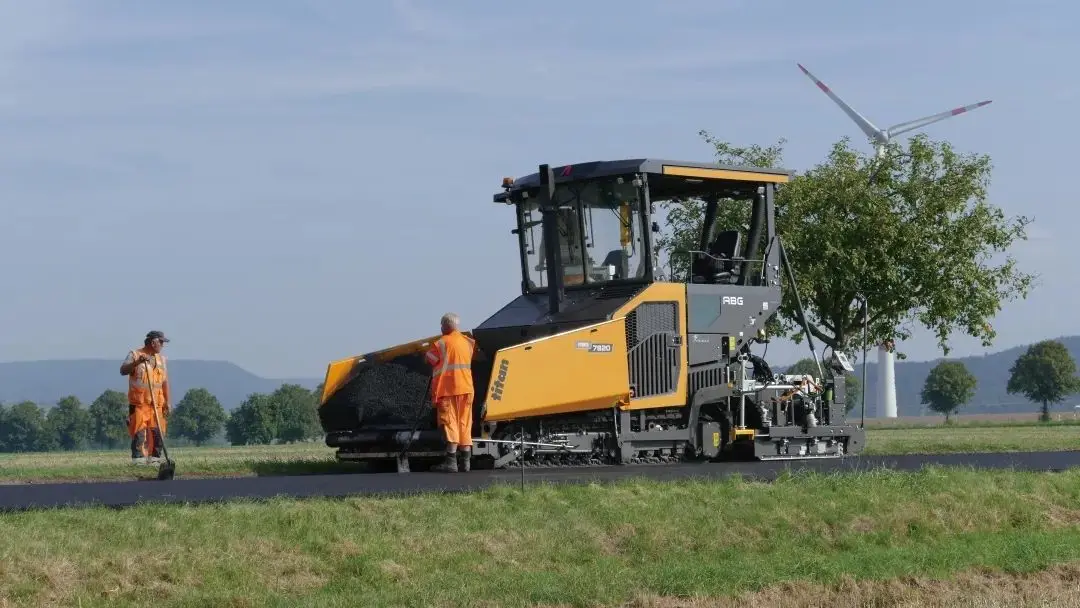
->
[797, 63, 882, 141]
[886, 100, 992, 136]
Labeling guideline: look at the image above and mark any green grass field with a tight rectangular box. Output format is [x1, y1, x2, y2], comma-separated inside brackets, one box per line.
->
[1, 421, 1078, 483]
[3, 467, 1080, 607]
[2, 421, 1080, 606]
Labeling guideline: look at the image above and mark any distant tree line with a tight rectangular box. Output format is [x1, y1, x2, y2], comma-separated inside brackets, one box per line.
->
[0, 383, 323, 453]
[2, 337, 1078, 453]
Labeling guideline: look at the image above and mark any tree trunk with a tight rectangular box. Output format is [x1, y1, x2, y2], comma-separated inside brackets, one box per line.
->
[1041, 400, 1050, 423]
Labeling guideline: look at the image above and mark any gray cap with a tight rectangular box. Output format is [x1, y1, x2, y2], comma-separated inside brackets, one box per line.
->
[145, 330, 170, 343]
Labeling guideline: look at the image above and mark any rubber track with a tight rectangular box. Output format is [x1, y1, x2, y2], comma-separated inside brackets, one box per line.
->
[1, 450, 1079, 513]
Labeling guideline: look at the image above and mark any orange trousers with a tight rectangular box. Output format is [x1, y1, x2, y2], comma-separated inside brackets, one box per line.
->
[128, 403, 167, 458]
[435, 393, 473, 448]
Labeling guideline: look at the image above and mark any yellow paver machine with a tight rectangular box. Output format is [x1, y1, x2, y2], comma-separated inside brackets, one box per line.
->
[317, 158, 864, 472]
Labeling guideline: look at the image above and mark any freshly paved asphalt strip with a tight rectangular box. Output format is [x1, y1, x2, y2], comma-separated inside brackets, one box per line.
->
[1, 450, 1078, 513]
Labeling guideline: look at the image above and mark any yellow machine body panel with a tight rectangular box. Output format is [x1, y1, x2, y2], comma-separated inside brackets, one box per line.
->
[660, 164, 790, 183]
[318, 332, 471, 405]
[321, 357, 363, 405]
[482, 318, 631, 422]
[613, 281, 689, 411]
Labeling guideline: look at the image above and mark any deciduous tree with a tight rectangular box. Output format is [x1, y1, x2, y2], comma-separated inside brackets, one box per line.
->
[89, 389, 129, 449]
[0, 401, 55, 452]
[47, 395, 92, 450]
[920, 360, 978, 423]
[271, 384, 321, 443]
[172, 388, 227, 446]
[226, 393, 278, 445]
[1006, 340, 1080, 422]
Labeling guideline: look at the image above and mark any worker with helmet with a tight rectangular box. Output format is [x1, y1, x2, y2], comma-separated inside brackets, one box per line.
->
[120, 330, 172, 464]
[424, 313, 477, 472]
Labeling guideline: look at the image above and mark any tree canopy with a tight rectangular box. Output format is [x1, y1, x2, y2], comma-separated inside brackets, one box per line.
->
[89, 389, 129, 449]
[172, 388, 227, 446]
[920, 360, 978, 422]
[271, 384, 322, 443]
[224, 385, 322, 446]
[46, 395, 92, 450]
[656, 132, 1036, 361]
[0, 401, 55, 452]
[1007, 340, 1080, 421]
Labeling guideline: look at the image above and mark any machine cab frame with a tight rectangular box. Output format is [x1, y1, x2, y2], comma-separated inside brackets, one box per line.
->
[494, 159, 792, 308]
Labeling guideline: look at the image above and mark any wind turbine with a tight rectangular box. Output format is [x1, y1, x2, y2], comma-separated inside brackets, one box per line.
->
[796, 63, 992, 420]
[796, 63, 992, 158]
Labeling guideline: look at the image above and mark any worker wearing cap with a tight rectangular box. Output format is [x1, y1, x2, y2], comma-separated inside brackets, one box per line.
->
[424, 313, 477, 472]
[120, 331, 171, 465]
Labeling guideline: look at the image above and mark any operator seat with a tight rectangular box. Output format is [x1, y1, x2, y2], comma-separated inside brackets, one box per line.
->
[600, 249, 630, 280]
[691, 230, 741, 284]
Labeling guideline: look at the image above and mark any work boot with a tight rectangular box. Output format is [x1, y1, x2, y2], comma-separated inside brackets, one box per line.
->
[457, 448, 471, 472]
[431, 453, 458, 473]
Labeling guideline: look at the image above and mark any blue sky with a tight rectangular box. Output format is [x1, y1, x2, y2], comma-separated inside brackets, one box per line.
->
[0, 0, 1073, 379]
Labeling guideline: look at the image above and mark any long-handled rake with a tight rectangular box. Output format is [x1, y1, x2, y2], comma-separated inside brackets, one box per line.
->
[143, 360, 176, 480]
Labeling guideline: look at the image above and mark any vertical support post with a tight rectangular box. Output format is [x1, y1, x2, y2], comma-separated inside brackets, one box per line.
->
[740, 188, 766, 286]
[737, 356, 747, 429]
[514, 202, 531, 295]
[860, 295, 868, 429]
[761, 184, 778, 284]
[538, 164, 564, 316]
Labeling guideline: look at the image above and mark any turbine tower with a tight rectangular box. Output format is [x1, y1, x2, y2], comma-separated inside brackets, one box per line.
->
[797, 63, 992, 418]
[878, 340, 897, 419]
[796, 63, 992, 158]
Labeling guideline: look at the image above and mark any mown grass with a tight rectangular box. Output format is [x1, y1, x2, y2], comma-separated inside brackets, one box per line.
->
[2, 467, 1080, 607]
[862, 422, 1080, 455]
[0, 422, 1077, 484]
[865, 416, 1080, 429]
[0, 442, 343, 483]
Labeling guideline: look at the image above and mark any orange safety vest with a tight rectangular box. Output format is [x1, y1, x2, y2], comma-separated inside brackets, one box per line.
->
[425, 331, 476, 398]
[128, 347, 168, 408]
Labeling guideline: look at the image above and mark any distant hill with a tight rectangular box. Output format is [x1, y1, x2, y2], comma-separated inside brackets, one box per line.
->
[3, 335, 1080, 416]
[0, 359, 320, 410]
[800, 335, 1080, 418]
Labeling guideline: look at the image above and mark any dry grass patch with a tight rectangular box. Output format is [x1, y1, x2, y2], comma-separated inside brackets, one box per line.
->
[625, 561, 1080, 608]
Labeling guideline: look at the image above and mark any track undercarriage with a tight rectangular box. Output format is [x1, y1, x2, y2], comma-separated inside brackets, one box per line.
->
[472, 385, 865, 471]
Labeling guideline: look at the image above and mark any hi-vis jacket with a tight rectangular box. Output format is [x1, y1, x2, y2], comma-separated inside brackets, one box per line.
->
[425, 331, 476, 398]
[127, 347, 168, 409]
